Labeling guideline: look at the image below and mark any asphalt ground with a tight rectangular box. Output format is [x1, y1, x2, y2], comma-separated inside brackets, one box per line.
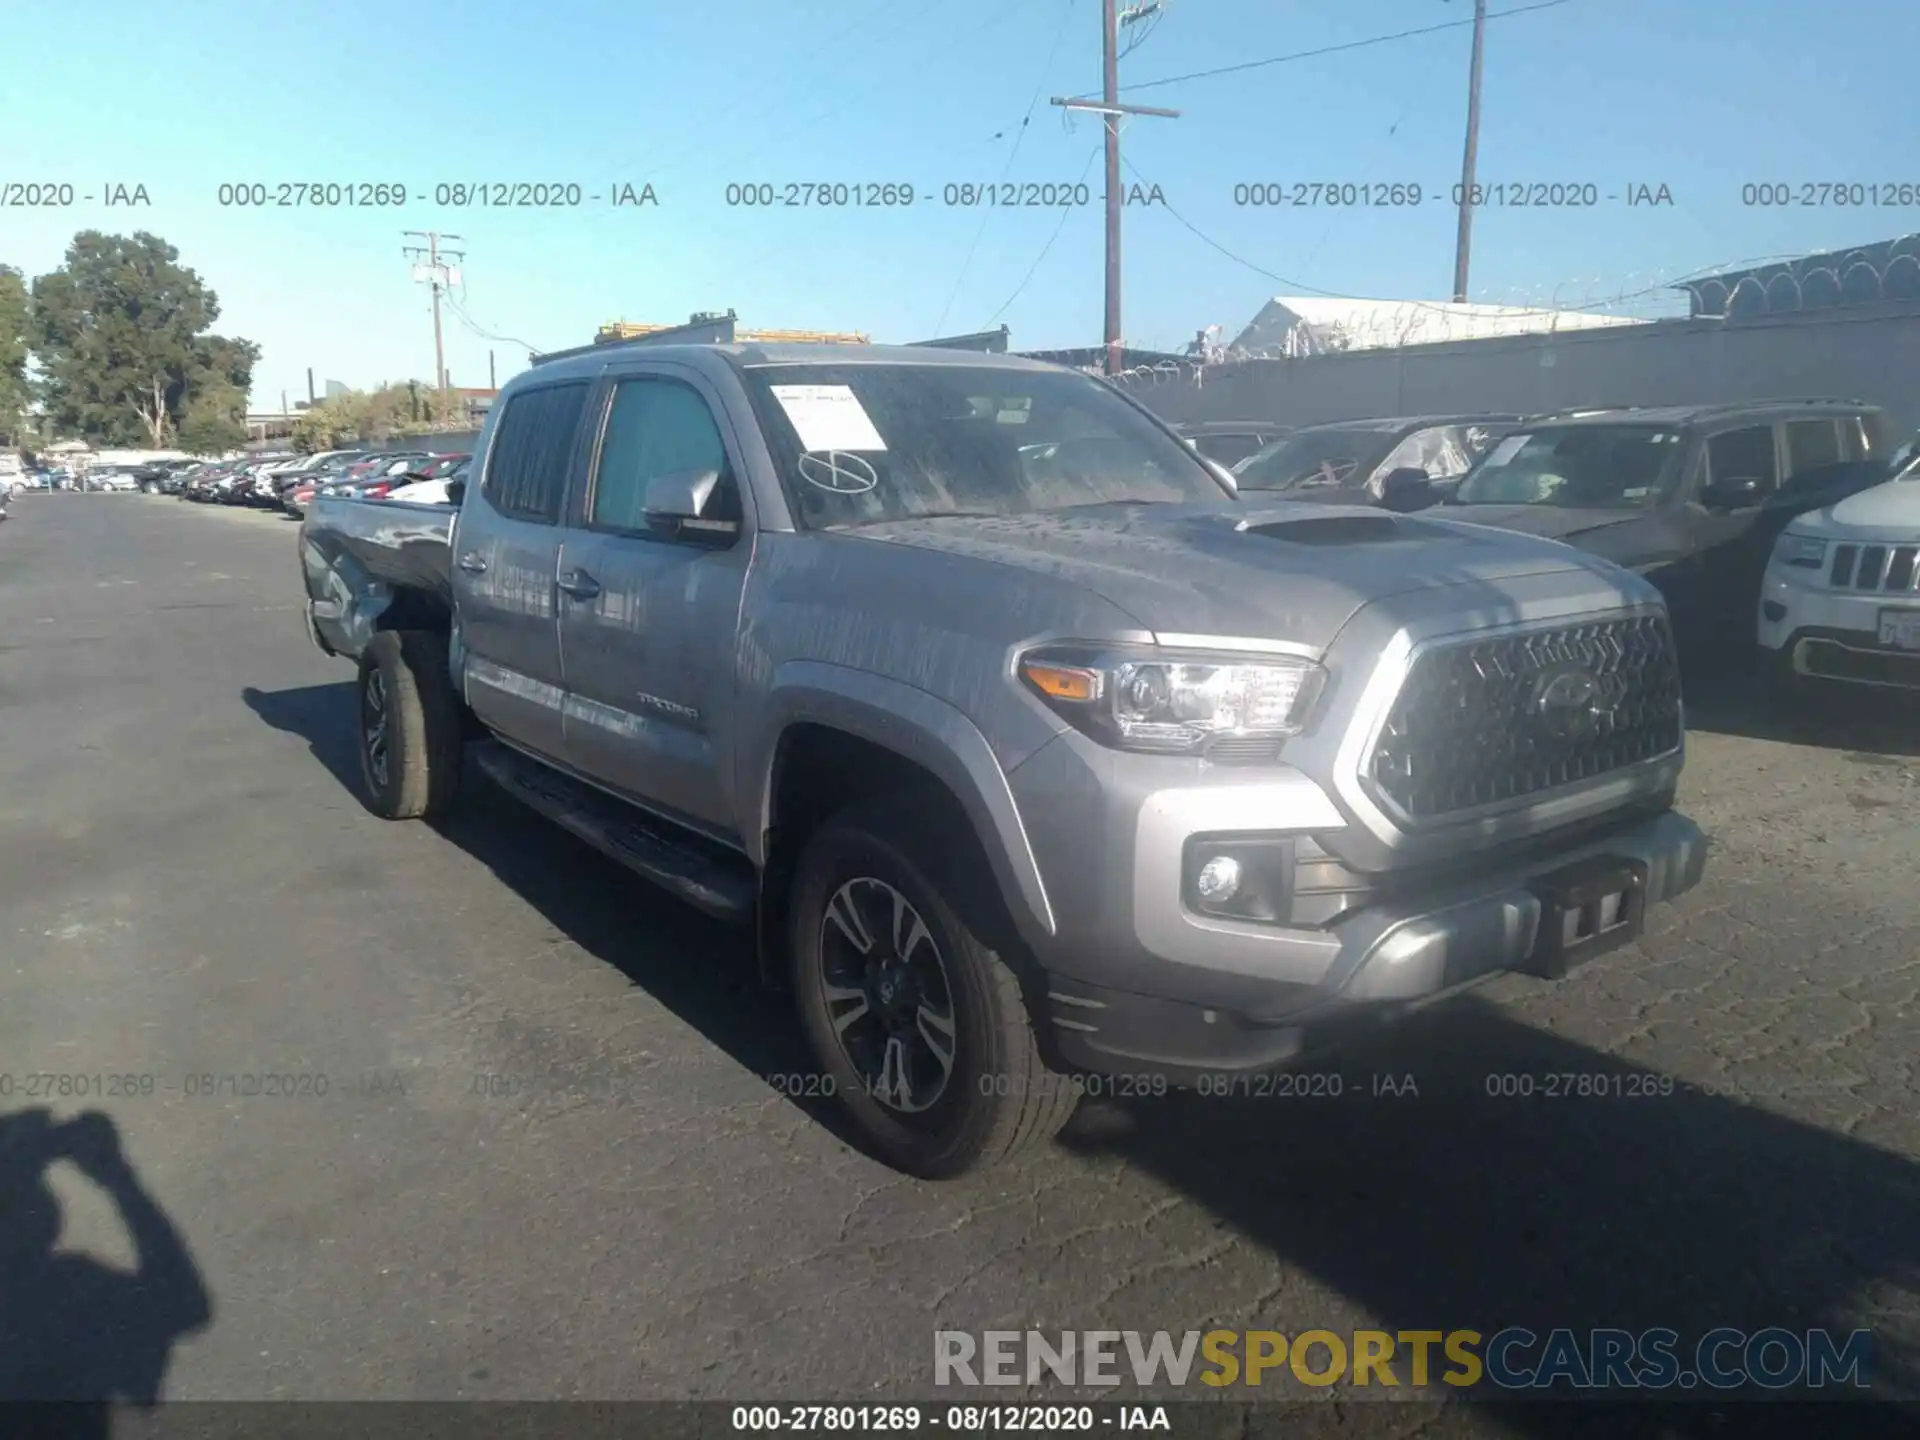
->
[0, 493, 1915, 1435]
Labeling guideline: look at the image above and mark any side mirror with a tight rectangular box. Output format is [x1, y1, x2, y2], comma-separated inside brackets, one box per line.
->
[1378, 466, 1435, 511]
[642, 468, 737, 537]
[1701, 475, 1764, 510]
[444, 479, 466, 507]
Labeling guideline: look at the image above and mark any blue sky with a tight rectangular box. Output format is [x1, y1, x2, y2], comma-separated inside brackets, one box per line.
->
[3, 0, 1915, 409]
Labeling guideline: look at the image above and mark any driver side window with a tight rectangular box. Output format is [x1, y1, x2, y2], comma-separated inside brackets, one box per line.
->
[591, 377, 739, 533]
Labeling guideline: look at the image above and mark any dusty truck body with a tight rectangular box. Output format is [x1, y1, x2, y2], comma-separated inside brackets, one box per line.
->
[299, 341, 1708, 1178]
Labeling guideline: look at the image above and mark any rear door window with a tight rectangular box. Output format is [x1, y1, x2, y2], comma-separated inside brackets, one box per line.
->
[1838, 416, 1872, 463]
[1705, 425, 1779, 495]
[483, 382, 591, 523]
[1784, 419, 1843, 477]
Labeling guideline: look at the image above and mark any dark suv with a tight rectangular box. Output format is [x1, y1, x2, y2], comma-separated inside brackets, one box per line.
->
[1232, 414, 1522, 511]
[1442, 398, 1891, 655]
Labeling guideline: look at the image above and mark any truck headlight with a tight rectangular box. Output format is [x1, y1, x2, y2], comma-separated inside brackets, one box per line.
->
[1018, 644, 1326, 753]
[1772, 533, 1827, 569]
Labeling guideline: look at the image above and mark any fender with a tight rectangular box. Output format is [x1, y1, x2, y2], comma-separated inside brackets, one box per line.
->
[300, 531, 393, 662]
[745, 661, 1057, 945]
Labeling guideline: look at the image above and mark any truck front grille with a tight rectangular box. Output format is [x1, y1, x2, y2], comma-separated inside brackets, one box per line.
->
[1368, 616, 1683, 822]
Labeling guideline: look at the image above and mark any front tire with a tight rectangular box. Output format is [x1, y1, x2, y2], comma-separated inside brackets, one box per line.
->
[790, 802, 1078, 1179]
[356, 630, 463, 820]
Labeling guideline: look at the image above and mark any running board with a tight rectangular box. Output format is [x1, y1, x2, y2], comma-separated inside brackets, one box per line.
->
[471, 741, 756, 924]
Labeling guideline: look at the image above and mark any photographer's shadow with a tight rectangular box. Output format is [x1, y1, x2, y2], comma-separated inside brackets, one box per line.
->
[0, 1108, 212, 1425]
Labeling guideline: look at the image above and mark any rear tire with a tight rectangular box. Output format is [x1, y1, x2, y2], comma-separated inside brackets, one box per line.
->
[356, 630, 463, 820]
[790, 801, 1077, 1179]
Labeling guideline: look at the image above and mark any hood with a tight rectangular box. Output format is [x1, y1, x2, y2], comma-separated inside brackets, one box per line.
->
[1794, 477, 1920, 537]
[845, 500, 1629, 647]
[1436, 502, 1644, 542]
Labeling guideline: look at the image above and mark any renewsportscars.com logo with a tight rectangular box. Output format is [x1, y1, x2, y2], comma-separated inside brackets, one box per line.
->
[934, 1328, 1874, 1392]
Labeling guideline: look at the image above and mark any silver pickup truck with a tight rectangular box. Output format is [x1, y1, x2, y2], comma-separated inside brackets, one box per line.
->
[299, 342, 1707, 1178]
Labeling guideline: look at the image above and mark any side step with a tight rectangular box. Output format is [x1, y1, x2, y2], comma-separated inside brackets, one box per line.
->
[471, 741, 757, 924]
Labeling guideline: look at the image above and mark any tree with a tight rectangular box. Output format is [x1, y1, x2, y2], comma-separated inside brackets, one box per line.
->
[289, 381, 469, 451]
[29, 231, 258, 448]
[0, 265, 29, 447]
[176, 379, 248, 455]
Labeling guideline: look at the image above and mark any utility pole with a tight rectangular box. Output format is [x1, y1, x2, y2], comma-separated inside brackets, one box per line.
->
[1053, 1, 1178, 376]
[402, 231, 465, 392]
[489, 349, 496, 389]
[306, 367, 315, 406]
[1451, 0, 1489, 302]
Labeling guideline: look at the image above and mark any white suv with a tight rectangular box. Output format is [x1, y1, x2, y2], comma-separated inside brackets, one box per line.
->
[1758, 449, 1920, 695]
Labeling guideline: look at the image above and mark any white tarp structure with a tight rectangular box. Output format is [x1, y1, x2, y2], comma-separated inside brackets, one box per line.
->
[1228, 297, 1646, 359]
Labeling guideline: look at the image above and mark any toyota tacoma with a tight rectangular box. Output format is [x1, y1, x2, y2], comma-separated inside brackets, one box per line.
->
[298, 341, 1708, 1178]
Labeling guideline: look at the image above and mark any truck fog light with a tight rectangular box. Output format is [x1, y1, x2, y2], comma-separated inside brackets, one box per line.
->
[1195, 855, 1242, 903]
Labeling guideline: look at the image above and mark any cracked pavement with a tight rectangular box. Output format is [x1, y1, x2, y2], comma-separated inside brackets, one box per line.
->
[0, 496, 1915, 1432]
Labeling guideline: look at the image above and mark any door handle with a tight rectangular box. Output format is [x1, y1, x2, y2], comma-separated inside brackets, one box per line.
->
[557, 569, 602, 601]
[456, 552, 489, 574]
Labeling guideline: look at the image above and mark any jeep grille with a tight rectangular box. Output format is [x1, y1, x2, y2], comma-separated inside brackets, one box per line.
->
[1368, 616, 1683, 821]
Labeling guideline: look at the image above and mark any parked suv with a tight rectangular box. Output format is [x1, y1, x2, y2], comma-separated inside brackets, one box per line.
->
[1233, 414, 1521, 511]
[299, 344, 1707, 1178]
[1443, 399, 1890, 657]
[1758, 443, 1920, 696]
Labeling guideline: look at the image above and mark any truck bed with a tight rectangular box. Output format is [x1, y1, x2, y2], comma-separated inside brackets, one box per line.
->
[300, 495, 456, 661]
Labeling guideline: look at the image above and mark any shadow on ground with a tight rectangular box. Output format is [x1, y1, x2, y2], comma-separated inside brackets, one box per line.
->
[0, 1110, 212, 1437]
[242, 680, 865, 1151]
[245, 680, 1919, 1429]
[1678, 650, 1920, 758]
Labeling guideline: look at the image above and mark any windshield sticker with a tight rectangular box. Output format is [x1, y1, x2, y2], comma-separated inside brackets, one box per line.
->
[770, 384, 887, 452]
[797, 450, 879, 494]
[1483, 434, 1528, 467]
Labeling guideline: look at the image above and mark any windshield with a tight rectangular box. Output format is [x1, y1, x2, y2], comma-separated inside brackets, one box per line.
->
[739, 362, 1229, 529]
[1453, 424, 1684, 508]
[1232, 427, 1391, 491]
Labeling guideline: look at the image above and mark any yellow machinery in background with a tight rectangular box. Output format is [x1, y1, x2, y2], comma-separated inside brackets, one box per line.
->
[596, 317, 869, 346]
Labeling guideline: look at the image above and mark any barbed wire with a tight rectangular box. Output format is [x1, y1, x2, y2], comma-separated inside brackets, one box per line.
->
[1673, 237, 1920, 319]
[1090, 238, 1920, 391]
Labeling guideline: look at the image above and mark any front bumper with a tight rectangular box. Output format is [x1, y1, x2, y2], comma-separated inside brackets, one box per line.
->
[1007, 731, 1706, 1085]
[1758, 561, 1920, 690]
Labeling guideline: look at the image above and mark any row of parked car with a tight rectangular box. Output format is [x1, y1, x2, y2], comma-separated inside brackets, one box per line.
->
[6, 461, 160, 492]
[1170, 400, 1920, 697]
[173, 448, 472, 516]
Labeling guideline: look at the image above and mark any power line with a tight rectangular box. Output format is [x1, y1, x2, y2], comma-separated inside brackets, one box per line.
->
[932, 0, 1080, 337]
[1117, 0, 1166, 58]
[1052, 0, 1181, 374]
[402, 231, 463, 391]
[1076, 0, 1576, 97]
[443, 290, 547, 356]
[985, 144, 1104, 325]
